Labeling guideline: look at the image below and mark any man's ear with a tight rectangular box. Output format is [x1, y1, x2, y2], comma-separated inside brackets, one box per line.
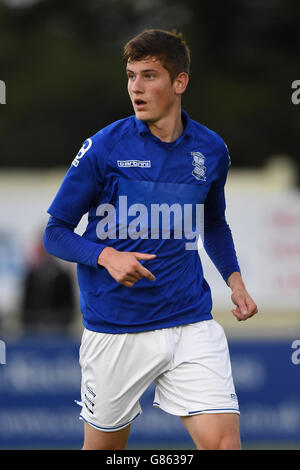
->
[174, 72, 189, 95]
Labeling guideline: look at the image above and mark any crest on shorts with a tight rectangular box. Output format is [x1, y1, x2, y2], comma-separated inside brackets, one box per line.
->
[190, 151, 206, 181]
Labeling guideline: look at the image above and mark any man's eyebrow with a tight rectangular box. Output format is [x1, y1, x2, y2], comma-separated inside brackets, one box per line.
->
[126, 68, 159, 74]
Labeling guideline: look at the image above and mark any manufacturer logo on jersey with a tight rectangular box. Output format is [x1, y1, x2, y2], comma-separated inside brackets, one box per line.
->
[72, 138, 92, 167]
[117, 160, 151, 168]
[191, 151, 206, 181]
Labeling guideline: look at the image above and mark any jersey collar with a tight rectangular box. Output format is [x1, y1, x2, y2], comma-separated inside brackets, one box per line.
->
[134, 109, 194, 143]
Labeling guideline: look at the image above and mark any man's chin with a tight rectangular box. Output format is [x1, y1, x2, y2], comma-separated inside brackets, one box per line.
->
[135, 110, 148, 121]
[135, 111, 155, 123]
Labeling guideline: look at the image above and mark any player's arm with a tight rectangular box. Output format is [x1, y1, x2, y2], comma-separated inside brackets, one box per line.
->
[44, 215, 106, 268]
[44, 219, 156, 287]
[204, 146, 258, 321]
[203, 154, 240, 284]
[44, 138, 108, 268]
[44, 137, 156, 286]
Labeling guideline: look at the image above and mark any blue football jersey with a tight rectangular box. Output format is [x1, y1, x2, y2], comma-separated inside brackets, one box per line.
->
[47, 110, 240, 333]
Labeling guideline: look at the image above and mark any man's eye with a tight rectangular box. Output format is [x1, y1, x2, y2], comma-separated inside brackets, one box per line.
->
[128, 74, 135, 80]
[146, 74, 154, 79]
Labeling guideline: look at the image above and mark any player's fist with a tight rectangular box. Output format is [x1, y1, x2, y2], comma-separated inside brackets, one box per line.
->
[227, 271, 258, 321]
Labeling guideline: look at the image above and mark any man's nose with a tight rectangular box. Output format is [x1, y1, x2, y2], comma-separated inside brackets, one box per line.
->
[131, 76, 144, 93]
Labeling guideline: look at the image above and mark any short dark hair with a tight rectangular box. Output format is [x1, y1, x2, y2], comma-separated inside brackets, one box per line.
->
[123, 29, 191, 82]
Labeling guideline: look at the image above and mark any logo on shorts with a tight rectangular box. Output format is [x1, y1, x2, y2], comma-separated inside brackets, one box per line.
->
[83, 384, 96, 415]
[191, 152, 206, 181]
[230, 393, 238, 401]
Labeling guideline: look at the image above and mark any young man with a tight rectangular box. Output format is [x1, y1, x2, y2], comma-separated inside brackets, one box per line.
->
[44, 29, 258, 450]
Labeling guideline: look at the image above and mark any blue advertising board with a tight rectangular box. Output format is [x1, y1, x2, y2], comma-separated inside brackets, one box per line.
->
[0, 334, 83, 449]
[0, 334, 299, 449]
[230, 339, 300, 445]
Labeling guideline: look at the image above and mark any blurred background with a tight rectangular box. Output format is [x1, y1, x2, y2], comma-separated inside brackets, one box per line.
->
[0, 0, 299, 450]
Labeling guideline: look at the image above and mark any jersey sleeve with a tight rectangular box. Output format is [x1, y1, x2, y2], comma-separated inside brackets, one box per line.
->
[203, 143, 240, 282]
[47, 137, 105, 226]
[43, 215, 106, 268]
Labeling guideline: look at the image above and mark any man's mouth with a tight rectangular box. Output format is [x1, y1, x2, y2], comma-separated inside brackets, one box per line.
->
[134, 99, 147, 110]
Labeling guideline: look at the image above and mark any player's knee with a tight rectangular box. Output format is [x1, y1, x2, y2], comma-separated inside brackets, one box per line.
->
[195, 434, 241, 450]
[217, 435, 241, 450]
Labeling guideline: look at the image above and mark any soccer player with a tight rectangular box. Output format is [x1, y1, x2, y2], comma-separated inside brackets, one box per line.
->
[43, 29, 258, 450]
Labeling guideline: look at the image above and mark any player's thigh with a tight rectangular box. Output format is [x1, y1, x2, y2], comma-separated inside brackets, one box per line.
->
[82, 422, 131, 450]
[79, 328, 170, 432]
[181, 413, 241, 450]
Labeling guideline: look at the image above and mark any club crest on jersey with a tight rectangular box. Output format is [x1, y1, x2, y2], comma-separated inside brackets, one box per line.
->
[191, 151, 206, 181]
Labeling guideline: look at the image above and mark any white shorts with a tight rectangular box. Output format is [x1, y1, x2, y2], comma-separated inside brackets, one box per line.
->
[78, 319, 239, 432]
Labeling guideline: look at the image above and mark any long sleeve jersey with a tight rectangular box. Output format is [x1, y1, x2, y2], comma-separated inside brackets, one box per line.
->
[44, 110, 240, 333]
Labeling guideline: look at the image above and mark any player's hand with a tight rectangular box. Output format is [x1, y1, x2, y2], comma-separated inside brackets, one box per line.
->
[231, 287, 258, 321]
[227, 272, 258, 321]
[97, 247, 156, 287]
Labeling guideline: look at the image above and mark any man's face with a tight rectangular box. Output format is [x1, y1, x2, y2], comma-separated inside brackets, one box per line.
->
[126, 57, 178, 123]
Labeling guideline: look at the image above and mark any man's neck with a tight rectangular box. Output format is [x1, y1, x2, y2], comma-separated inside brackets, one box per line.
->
[147, 108, 183, 143]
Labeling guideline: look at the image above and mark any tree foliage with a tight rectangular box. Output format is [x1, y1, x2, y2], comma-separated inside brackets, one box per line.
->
[0, 0, 299, 179]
